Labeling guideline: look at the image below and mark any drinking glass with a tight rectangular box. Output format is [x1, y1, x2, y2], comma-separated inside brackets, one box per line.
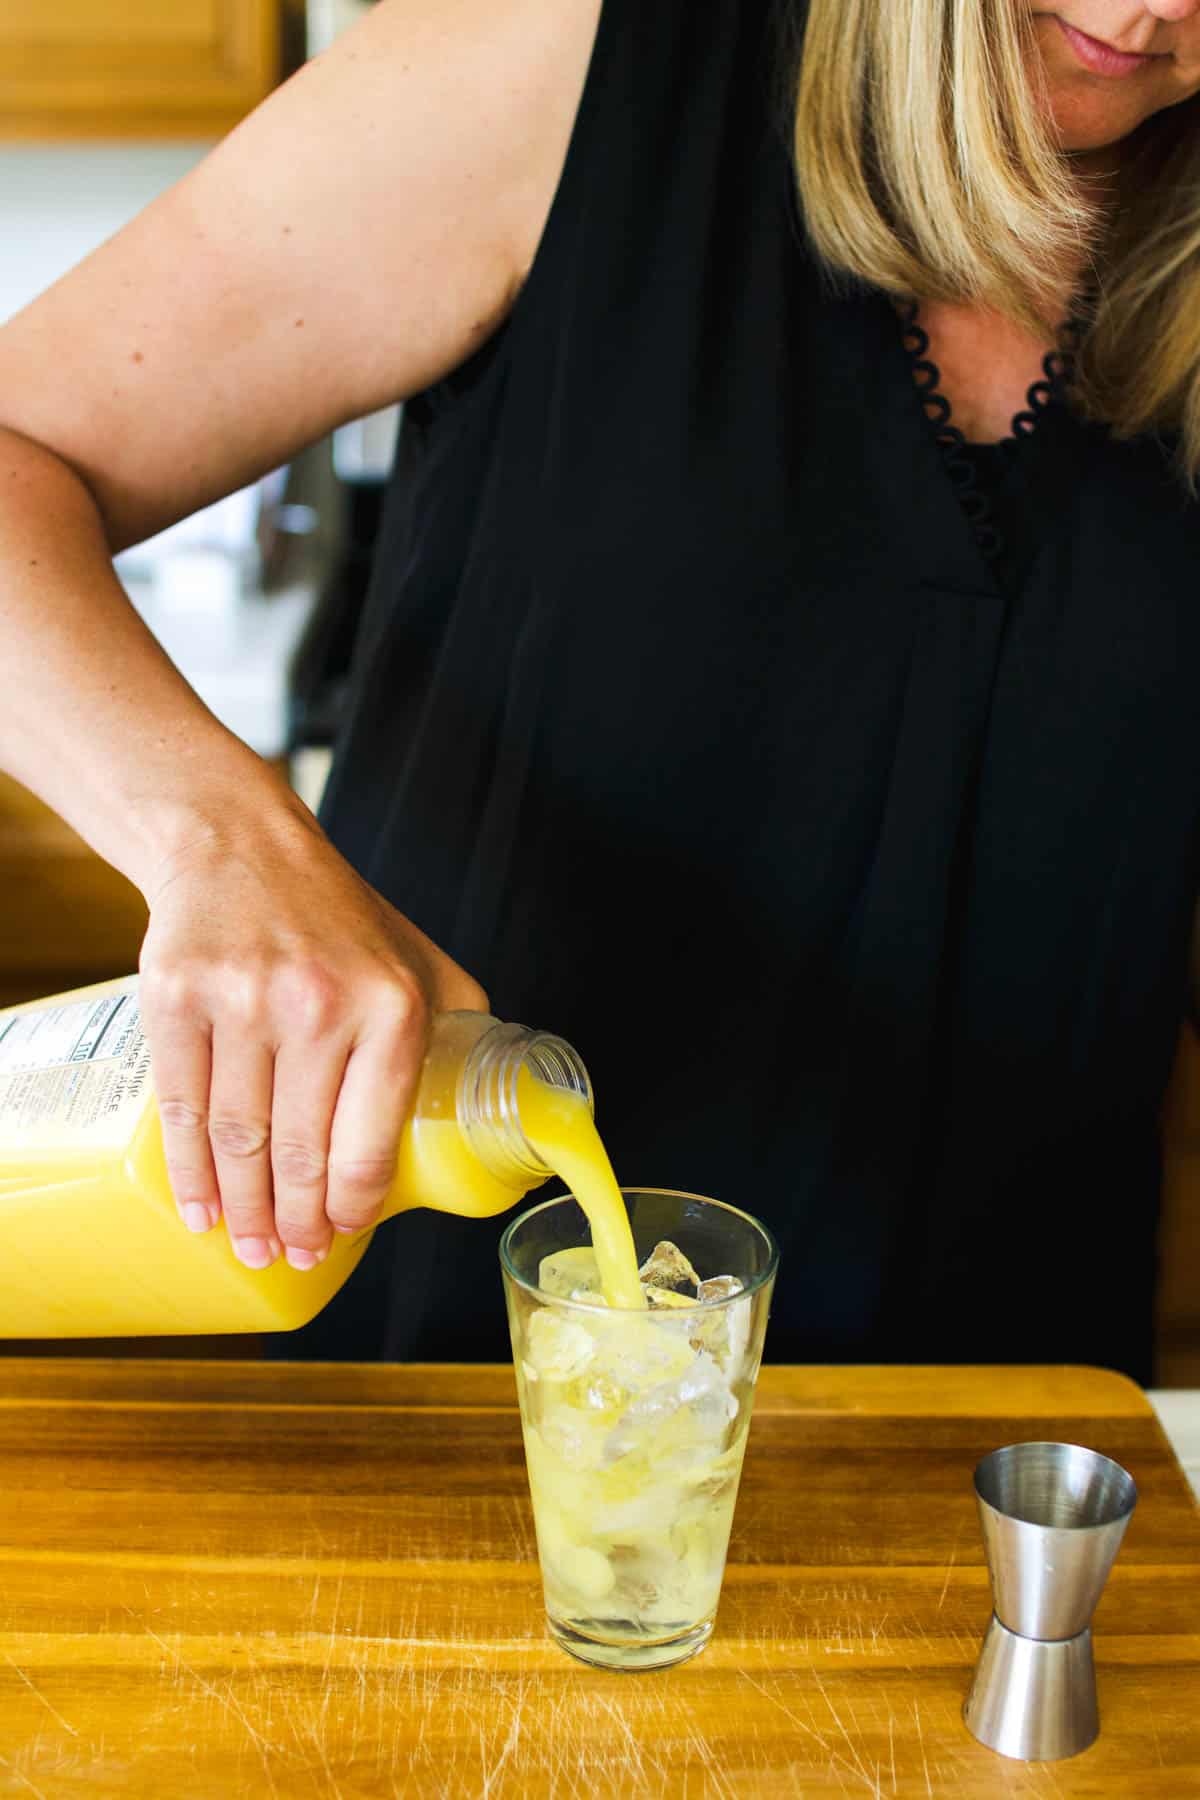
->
[500, 1188, 778, 1671]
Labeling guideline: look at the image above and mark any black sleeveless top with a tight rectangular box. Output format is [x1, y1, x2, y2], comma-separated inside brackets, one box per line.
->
[294, 0, 1200, 1383]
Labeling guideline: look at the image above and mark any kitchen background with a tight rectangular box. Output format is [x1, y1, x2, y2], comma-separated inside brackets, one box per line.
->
[0, 1, 1196, 1393]
[0, 0, 382, 1006]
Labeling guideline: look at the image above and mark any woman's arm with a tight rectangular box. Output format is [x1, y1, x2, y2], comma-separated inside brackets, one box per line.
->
[0, 0, 601, 1271]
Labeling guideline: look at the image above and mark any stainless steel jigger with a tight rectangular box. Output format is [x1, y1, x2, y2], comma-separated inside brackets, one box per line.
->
[963, 1441, 1138, 1762]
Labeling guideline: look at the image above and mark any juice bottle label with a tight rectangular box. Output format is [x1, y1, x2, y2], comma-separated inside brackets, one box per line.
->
[0, 978, 151, 1152]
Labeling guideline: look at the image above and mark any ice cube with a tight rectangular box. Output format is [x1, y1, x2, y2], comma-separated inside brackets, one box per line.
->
[540, 1406, 611, 1471]
[538, 1246, 603, 1301]
[643, 1285, 698, 1311]
[690, 1309, 750, 1370]
[529, 1479, 615, 1598]
[696, 1275, 744, 1303]
[561, 1371, 626, 1417]
[680, 1441, 744, 1499]
[605, 1348, 735, 1468]
[553, 1541, 615, 1600]
[642, 1350, 721, 1423]
[676, 1349, 738, 1432]
[587, 1311, 695, 1397]
[690, 1277, 749, 1369]
[525, 1308, 596, 1380]
[628, 1347, 732, 1434]
[637, 1240, 701, 1293]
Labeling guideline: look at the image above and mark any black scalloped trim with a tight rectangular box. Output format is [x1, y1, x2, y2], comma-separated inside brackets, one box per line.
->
[897, 301, 1082, 567]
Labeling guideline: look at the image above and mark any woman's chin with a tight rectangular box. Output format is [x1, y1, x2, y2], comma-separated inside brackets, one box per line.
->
[1047, 94, 1149, 156]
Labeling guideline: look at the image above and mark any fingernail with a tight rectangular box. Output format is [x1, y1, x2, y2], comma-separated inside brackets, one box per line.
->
[233, 1237, 278, 1270]
[333, 1224, 358, 1235]
[285, 1245, 327, 1272]
[181, 1202, 218, 1235]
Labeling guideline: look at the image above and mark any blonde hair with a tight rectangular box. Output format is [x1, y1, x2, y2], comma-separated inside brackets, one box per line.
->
[793, 0, 1200, 485]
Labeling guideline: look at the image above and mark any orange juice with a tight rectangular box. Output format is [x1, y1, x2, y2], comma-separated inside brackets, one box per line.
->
[514, 1071, 643, 1310]
[0, 976, 642, 1336]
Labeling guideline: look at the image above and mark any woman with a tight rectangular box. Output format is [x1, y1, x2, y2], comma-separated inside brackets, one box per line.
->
[0, 1, 1197, 1377]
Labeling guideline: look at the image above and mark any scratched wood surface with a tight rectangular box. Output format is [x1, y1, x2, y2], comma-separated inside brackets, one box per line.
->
[0, 1361, 1196, 1799]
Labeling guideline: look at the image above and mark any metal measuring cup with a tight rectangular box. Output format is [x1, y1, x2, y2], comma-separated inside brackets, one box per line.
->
[963, 1441, 1138, 1761]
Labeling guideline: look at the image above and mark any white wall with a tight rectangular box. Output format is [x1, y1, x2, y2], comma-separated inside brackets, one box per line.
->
[0, 142, 213, 326]
[307, 0, 374, 55]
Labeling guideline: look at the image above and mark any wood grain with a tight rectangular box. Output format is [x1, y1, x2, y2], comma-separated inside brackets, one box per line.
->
[0, 1361, 1195, 1797]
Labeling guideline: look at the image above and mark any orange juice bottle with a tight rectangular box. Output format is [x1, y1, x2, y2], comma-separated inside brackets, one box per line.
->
[0, 976, 607, 1337]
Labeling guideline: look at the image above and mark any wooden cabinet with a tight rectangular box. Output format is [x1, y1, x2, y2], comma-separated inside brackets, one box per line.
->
[0, 772, 147, 1007]
[0, 1, 282, 139]
[1160, 1026, 1200, 1385]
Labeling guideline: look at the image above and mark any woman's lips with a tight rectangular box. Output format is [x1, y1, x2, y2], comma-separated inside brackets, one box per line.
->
[1054, 17, 1159, 78]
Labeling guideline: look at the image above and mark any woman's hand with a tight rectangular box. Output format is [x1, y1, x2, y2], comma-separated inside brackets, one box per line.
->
[137, 785, 487, 1272]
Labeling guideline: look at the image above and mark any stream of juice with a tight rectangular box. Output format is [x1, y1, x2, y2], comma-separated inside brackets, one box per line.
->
[515, 1070, 645, 1309]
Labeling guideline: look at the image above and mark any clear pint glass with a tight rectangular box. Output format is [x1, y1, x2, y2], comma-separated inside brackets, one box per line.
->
[500, 1188, 777, 1671]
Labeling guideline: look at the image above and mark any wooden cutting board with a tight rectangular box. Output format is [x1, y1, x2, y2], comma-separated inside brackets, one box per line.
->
[0, 1359, 1195, 1797]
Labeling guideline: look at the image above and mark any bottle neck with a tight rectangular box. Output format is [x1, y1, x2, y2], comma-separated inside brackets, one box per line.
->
[458, 1022, 593, 1187]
